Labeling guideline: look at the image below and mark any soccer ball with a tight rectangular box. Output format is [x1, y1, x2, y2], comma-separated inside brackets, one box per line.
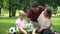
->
[9, 27, 16, 34]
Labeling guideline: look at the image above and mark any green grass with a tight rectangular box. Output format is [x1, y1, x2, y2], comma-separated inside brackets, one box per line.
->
[52, 18, 60, 32]
[0, 17, 60, 34]
[0, 17, 17, 34]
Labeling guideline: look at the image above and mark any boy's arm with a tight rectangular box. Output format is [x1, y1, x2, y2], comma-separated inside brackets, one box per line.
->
[16, 24, 27, 34]
[32, 28, 36, 34]
[27, 17, 31, 22]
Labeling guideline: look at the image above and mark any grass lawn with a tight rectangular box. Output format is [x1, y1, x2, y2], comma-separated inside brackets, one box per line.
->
[0, 17, 60, 34]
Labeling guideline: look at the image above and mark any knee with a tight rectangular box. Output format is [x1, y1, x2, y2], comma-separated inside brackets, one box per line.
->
[43, 29, 51, 34]
[43, 29, 55, 34]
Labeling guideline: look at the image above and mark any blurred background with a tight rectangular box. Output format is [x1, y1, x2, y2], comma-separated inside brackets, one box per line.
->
[0, 0, 60, 17]
[0, 0, 60, 34]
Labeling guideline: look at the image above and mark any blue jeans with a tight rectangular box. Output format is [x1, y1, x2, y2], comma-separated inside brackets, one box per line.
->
[36, 29, 55, 34]
[43, 29, 55, 34]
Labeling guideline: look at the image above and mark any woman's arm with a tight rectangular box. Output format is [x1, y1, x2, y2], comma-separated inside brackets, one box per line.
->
[38, 22, 52, 32]
[43, 20, 52, 29]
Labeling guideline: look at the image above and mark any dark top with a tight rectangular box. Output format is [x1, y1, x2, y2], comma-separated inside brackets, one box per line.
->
[27, 6, 45, 22]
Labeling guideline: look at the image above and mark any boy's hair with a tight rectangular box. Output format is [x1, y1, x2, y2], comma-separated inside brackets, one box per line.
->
[31, 2, 39, 8]
[19, 10, 26, 16]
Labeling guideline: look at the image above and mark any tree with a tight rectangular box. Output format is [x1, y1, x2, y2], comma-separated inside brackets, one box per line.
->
[0, 0, 3, 15]
[37, 0, 60, 15]
[22, 0, 37, 13]
[0, 5, 1, 15]
[2, 0, 60, 17]
[9, 0, 21, 17]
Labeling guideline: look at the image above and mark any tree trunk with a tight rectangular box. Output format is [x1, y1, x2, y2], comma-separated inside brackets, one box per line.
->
[0, 8, 1, 15]
[9, 6, 12, 17]
[23, 6, 27, 12]
[12, 7, 16, 17]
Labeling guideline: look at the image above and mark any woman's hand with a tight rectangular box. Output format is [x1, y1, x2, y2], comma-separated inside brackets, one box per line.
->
[38, 28, 44, 32]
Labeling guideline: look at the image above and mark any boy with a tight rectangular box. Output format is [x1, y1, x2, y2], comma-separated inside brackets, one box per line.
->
[16, 10, 35, 34]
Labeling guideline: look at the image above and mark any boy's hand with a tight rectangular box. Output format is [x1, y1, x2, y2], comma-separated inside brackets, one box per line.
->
[24, 32, 27, 34]
[25, 26, 29, 30]
[38, 28, 44, 32]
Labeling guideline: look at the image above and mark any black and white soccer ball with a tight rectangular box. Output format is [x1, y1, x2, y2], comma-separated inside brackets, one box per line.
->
[9, 27, 17, 34]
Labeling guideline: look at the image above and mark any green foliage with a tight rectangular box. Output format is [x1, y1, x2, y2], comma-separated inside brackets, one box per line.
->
[1, 0, 60, 10]
[3, 0, 9, 9]
[37, 0, 60, 14]
[0, 0, 3, 7]
[9, 0, 21, 8]
[1, 0, 60, 17]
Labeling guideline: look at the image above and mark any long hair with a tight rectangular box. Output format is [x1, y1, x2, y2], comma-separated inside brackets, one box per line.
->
[44, 8, 52, 19]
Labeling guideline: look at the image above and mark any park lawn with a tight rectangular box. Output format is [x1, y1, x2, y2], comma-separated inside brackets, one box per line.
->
[0, 17, 60, 34]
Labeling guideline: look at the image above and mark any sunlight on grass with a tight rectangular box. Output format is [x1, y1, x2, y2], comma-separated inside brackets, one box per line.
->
[52, 18, 60, 25]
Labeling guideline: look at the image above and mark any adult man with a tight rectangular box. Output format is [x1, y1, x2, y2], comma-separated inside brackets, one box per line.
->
[27, 2, 45, 28]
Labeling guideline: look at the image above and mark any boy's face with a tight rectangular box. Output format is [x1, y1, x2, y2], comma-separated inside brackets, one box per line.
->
[19, 14, 24, 19]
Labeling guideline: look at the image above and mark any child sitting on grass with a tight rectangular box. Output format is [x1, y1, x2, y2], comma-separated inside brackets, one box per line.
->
[34, 8, 56, 34]
[15, 10, 35, 34]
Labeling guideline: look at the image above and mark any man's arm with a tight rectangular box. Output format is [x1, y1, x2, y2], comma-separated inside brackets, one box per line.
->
[27, 9, 32, 22]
